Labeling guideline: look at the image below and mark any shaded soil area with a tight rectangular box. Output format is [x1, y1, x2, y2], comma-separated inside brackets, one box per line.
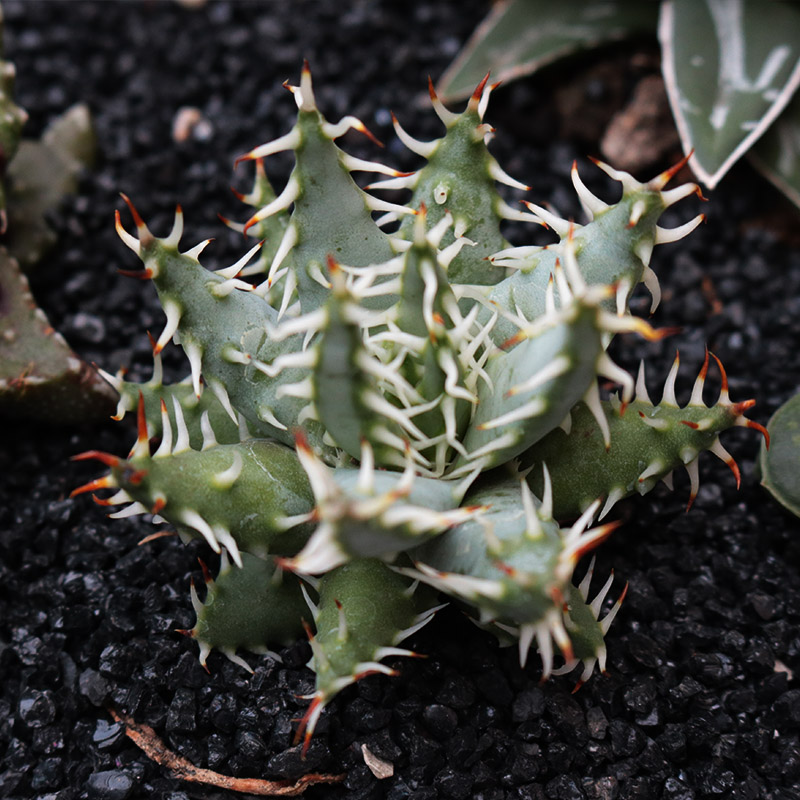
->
[1, 2, 800, 799]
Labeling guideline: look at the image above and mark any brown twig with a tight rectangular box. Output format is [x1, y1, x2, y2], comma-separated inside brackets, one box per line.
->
[109, 707, 345, 796]
[701, 275, 723, 316]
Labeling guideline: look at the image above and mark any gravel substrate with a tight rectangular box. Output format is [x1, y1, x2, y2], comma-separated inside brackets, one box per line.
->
[2, 2, 800, 799]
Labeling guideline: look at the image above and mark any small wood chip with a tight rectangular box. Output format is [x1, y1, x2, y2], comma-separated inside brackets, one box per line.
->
[775, 659, 795, 680]
[600, 75, 680, 174]
[172, 107, 213, 143]
[137, 529, 178, 546]
[109, 707, 345, 796]
[361, 744, 394, 779]
[701, 275, 723, 316]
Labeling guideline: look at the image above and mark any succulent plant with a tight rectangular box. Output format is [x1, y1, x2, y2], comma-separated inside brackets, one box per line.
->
[437, 0, 800, 204]
[0, 13, 27, 231]
[0, 10, 111, 423]
[759, 392, 800, 519]
[72, 65, 767, 753]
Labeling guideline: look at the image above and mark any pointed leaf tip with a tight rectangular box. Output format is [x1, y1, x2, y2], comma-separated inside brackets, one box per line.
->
[119, 193, 154, 245]
[650, 149, 694, 190]
[468, 72, 491, 111]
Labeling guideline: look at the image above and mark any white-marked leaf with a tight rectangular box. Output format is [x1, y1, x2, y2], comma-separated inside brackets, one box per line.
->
[437, 0, 658, 102]
[750, 92, 800, 209]
[659, 0, 800, 189]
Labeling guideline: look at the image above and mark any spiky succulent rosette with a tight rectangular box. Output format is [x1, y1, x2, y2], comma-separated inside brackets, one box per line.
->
[73, 65, 768, 749]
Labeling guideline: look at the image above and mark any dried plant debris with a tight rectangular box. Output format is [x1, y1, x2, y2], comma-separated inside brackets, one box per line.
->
[109, 708, 345, 796]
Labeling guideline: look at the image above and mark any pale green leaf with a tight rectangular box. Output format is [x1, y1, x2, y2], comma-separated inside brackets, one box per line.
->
[660, 0, 800, 189]
[749, 92, 800, 209]
[760, 392, 800, 520]
[437, 0, 658, 102]
[5, 104, 97, 269]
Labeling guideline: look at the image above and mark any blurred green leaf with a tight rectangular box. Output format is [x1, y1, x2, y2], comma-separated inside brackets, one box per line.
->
[760, 392, 800, 520]
[660, 0, 800, 189]
[4, 103, 97, 270]
[749, 92, 800, 209]
[0, 246, 116, 423]
[437, 0, 658, 102]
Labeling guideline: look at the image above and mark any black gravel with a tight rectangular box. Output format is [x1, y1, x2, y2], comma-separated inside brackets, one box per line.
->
[2, 2, 800, 799]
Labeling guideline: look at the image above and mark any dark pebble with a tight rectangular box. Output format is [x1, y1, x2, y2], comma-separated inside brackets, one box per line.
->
[91, 719, 124, 750]
[97, 644, 135, 679]
[725, 688, 757, 715]
[206, 732, 231, 769]
[608, 720, 645, 758]
[445, 726, 478, 766]
[86, 770, 134, 800]
[65, 311, 106, 343]
[409, 789, 438, 800]
[30, 757, 63, 791]
[749, 591, 777, 620]
[18, 689, 56, 728]
[773, 690, 800, 729]
[235, 728, 267, 760]
[688, 652, 735, 685]
[31, 722, 66, 755]
[586, 707, 608, 740]
[545, 774, 585, 800]
[386, 780, 412, 800]
[622, 679, 656, 714]
[625, 633, 663, 668]
[165, 687, 196, 733]
[422, 703, 458, 739]
[475, 669, 513, 705]
[434, 767, 475, 800]
[516, 785, 547, 800]
[502, 750, 541, 785]
[585, 776, 618, 800]
[668, 677, 703, 705]
[266, 741, 327, 780]
[757, 672, 789, 704]
[344, 763, 377, 793]
[662, 776, 693, 800]
[781, 742, 800, 780]
[436, 674, 476, 709]
[343, 697, 392, 732]
[512, 688, 545, 722]
[208, 692, 237, 733]
[743, 639, 776, 675]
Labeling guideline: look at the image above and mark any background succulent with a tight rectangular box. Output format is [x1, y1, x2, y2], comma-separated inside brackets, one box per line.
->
[0, 7, 110, 423]
[437, 0, 800, 205]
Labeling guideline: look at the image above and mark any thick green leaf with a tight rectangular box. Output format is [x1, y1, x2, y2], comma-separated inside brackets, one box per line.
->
[750, 92, 800, 209]
[0, 246, 116, 422]
[437, 0, 657, 102]
[760, 392, 800, 519]
[660, 0, 800, 189]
